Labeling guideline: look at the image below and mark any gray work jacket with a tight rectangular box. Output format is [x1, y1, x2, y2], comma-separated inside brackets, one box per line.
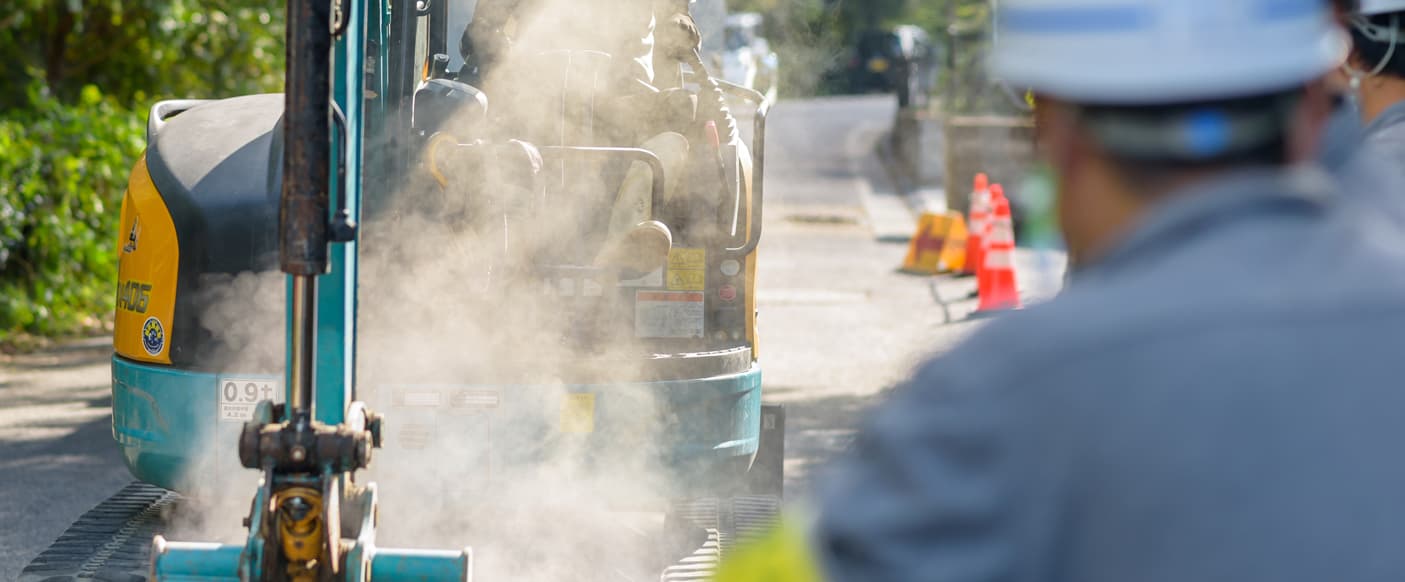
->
[1362, 98, 1405, 155]
[814, 167, 1405, 582]
[1337, 99, 1405, 229]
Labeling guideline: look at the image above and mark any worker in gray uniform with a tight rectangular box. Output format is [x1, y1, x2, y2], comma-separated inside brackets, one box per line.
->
[765, 1, 1405, 581]
[1325, 0, 1405, 226]
[1343, 0, 1405, 149]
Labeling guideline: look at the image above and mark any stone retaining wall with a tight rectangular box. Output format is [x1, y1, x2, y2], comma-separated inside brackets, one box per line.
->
[942, 116, 1035, 213]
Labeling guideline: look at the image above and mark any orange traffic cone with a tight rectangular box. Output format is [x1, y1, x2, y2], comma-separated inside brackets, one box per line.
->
[961, 174, 991, 277]
[975, 191, 1021, 314]
[976, 184, 1002, 298]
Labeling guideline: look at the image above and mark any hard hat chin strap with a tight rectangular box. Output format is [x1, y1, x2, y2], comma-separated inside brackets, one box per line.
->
[1346, 13, 1401, 81]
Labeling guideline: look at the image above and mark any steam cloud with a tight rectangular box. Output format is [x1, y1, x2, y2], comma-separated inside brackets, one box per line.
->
[167, 2, 742, 579]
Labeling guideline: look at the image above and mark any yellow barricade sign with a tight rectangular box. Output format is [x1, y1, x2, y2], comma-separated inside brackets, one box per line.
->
[938, 212, 969, 274]
[901, 212, 955, 275]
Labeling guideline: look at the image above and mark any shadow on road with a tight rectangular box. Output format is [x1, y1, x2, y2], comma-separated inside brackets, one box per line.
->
[0, 338, 132, 581]
[1, 336, 110, 371]
[771, 387, 891, 500]
[0, 404, 133, 581]
[0, 395, 122, 472]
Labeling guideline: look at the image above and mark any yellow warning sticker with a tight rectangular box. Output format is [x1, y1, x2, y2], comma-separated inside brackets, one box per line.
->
[561, 393, 596, 434]
[667, 270, 706, 291]
[668, 248, 706, 290]
[668, 248, 706, 271]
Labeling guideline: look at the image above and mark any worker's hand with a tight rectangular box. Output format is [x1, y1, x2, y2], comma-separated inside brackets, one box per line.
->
[658, 12, 702, 59]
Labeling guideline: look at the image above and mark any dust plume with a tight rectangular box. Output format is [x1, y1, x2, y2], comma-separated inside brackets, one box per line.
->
[163, 2, 755, 578]
[166, 269, 286, 543]
[353, 3, 747, 578]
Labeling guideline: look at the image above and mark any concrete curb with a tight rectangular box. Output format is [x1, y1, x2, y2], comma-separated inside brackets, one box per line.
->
[873, 134, 945, 217]
[870, 121, 1071, 309]
[849, 125, 921, 243]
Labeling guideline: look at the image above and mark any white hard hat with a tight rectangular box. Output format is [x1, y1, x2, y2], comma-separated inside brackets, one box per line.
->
[990, 0, 1348, 104]
[1360, 0, 1405, 15]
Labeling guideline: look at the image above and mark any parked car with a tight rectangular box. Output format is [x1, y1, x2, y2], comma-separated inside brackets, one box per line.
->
[848, 26, 937, 108]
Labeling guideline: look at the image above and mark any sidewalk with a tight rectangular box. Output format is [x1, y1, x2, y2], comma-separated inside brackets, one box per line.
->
[863, 111, 1067, 320]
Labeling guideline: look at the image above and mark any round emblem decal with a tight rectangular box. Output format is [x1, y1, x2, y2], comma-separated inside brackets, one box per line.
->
[141, 317, 165, 356]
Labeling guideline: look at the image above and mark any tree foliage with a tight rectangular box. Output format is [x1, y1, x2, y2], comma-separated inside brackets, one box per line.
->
[0, 1, 284, 342]
[0, 84, 142, 337]
[0, 0, 285, 108]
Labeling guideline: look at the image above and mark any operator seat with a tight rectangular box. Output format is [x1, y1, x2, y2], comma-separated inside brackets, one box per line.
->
[424, 47, 693, 273]
[514, 49, 691, 272]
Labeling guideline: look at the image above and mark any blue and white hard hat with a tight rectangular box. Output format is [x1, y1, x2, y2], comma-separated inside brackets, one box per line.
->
[990, 0, 1349, 105]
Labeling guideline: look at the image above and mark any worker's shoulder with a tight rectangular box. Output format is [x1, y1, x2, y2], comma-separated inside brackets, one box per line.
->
[1360, 123, 1405, 162]
[939, 223, 1405, 389]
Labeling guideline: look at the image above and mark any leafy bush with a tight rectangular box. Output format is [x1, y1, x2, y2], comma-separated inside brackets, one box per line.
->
[0, 1, 284, 344]
[0, 1, 285, 109]
[0, 84, 144, 340]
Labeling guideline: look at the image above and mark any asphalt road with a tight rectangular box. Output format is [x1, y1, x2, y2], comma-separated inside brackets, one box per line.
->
[752, 95, 984, 497]
[0, 338, 131, 581]
[0, 94, 990, 579]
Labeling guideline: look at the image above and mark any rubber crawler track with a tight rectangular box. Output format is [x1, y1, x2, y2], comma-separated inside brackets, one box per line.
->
[22, 484, 778, 581]
[20, 482, 179, 582]
[662, 495, 781, 581]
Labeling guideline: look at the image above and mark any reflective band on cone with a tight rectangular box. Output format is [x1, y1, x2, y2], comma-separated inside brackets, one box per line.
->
[983, 249, 1014, 269]
[962, 174, 992, 277]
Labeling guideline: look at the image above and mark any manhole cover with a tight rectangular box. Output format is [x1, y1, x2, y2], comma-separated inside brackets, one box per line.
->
[783, 213, 861, 225]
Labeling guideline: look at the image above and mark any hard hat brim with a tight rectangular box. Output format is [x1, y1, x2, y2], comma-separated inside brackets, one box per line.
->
[990, 7, 1348, 105]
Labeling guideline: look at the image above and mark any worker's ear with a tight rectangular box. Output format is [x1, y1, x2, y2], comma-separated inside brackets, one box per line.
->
[1032, 96, 1081, 178]
[1345, 47, 1369, 75]
[1288, 81, 1333, 164]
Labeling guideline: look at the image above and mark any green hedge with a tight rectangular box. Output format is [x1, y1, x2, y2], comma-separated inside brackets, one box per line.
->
[0, 84, 144, 340]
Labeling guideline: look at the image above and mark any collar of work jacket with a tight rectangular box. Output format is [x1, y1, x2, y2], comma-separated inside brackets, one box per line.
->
[1089, 166, 1334, 278]
[1363, 98, 1405, 142]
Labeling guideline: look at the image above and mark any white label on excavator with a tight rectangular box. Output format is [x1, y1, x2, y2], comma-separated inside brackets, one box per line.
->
[635, 291, 705, 338]
[619, 268, 665, 288]
[582, 278, 604, 297]
[217, 377, 283, 422]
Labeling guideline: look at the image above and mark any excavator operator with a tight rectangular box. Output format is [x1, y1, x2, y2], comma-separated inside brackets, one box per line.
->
[463, 0, 698, 91]
[452, 0, 741, 275]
